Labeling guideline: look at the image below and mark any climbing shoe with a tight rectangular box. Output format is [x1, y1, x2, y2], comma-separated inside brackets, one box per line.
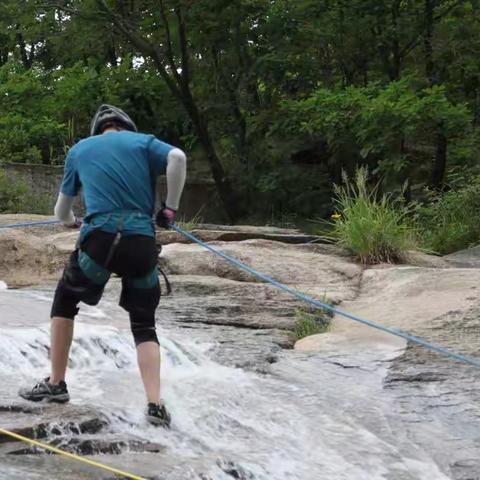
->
[146, 402, 171, 428]
[19, 377, 70, 403]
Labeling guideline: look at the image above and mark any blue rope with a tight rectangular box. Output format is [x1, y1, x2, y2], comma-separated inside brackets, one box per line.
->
[172, 224, 480, 369]
[0, 220, 60, 229]
[1, 219, 478, 369]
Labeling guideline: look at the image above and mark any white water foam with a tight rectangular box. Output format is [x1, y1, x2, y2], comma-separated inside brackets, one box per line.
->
[0, 287, 463, 480]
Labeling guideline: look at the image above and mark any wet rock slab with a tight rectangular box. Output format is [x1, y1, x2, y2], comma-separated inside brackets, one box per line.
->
[298, 266, 480, 353]
[3, 214, 480, 479]
[161, 240, 361, 299]
[8, 438, 164, 456]
[0, 230, 64, 287]
[296, 263, 480, 480]
[0, 403, 165, 458]
[0, 404, 108, 444]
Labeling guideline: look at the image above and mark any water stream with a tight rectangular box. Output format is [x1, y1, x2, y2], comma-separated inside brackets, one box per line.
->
[0, 281, 479, 480]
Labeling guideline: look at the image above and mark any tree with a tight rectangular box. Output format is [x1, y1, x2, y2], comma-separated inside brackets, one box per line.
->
[0, 0, 479, 222]
[43, 0, 249, 221]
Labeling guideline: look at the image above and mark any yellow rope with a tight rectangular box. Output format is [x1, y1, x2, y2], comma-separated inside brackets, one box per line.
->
[0, 427, 147, 480]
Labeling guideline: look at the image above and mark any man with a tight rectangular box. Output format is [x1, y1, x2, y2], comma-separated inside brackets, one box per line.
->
[19, 105, 187, 427]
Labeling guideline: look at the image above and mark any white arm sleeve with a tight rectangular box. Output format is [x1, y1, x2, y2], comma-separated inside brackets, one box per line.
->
[165, 148, 187, 210]
[54, 192, 76, 225]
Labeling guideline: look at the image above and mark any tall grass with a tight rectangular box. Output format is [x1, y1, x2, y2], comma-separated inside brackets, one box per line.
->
[325, 168, 416, 264]
[177, 208, 204, 232]
[417, 177, 480, 254]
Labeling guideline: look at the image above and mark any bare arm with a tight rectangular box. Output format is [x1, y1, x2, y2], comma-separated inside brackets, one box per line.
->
[165, 148, 187, 210]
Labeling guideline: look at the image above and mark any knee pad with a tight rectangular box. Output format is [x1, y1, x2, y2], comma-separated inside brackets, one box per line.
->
[130, 314, 159, 346]
[119, 277, 160, 316]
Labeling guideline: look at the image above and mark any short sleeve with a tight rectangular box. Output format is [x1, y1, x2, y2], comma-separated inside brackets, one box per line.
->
[148, 137, 175, 174]
[60, 150, 81, 197]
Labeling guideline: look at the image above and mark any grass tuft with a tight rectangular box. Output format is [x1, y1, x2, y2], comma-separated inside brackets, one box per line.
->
[294, 298, 333, 341]
[321, 167, 416, 264]
[177, 208, 204, 232]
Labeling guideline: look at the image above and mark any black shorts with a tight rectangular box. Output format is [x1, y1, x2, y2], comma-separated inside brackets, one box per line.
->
[51, 230, 161, 344]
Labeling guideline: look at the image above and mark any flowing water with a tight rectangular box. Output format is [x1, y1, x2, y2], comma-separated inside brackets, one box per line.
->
[0, 280, 479, 480]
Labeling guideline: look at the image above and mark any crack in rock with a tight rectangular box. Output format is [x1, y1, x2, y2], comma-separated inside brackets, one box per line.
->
[8, 438, 165, 456]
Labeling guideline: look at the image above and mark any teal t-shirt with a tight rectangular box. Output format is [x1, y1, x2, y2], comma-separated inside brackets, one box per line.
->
[60, 131, 174, 240]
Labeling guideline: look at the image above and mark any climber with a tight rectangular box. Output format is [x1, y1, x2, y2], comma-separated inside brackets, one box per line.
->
[19, 105, 187, 427]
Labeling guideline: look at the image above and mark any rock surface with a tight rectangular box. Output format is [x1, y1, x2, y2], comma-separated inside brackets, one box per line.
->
[296, 265, 480, 354]
[445, 245, 480, 268]
[0, 213, 361, 366]
[0, 230, 64, 286]
[0, 215, 330, 286]
[295, 252, 480, 480]
[1, 214, 480, 479]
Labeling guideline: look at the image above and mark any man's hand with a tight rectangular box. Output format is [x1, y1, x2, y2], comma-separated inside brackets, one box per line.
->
[156, 204, 176, 229]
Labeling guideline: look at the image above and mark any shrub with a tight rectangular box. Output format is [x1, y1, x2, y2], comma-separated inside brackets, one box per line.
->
[417, 177, 480, 254]
[275, 79, 471, 193]
[0, 170, 51, 214]
[324, 167, 416, 264]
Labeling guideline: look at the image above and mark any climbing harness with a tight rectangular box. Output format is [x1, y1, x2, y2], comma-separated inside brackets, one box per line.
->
[104, 213, 125, 267]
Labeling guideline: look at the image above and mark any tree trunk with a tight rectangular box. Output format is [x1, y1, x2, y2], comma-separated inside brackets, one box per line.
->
[16, 31, 33, 69]
[390, 1, 402, 81]
[211, 46, 247, 158]
[430, 131, 447, 189]
[106, 41, 118, 67]
[424, 0, 447, 190]
[181, 93, 242, 221]
[0, 47, 8, 66]
[83, 0, 243, 221]
[424, 0, 435, 84]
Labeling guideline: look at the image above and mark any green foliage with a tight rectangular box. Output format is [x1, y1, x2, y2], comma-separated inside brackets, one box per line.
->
[294, 306, 332, 341]
[0, 170, 27, 212]
[177, 209, 205, 231]
[0, 0, 479, 224]
[324, 168, 416, 264]
[0, 60, 185, 165]
[274, 79, 471, 189]
[417, 178, 480, 254]
[0, 63, 70, 163]
[0, 170, 51, 214]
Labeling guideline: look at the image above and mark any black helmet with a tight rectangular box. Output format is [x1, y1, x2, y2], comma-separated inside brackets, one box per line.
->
[90, 104, 137, 136]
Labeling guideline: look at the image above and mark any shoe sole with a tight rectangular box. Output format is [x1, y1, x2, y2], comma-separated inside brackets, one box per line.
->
[19, 393, 70, 404]
[146, 415, 170, 428]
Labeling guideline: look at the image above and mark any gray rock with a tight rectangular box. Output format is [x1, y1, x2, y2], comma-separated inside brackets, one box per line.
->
[3, 214, 480, 479]
[9, 438, 164, 456]
[157, 227, 327, 245]
[445, 245, 480, 268]
[0, 405, 108, 444]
